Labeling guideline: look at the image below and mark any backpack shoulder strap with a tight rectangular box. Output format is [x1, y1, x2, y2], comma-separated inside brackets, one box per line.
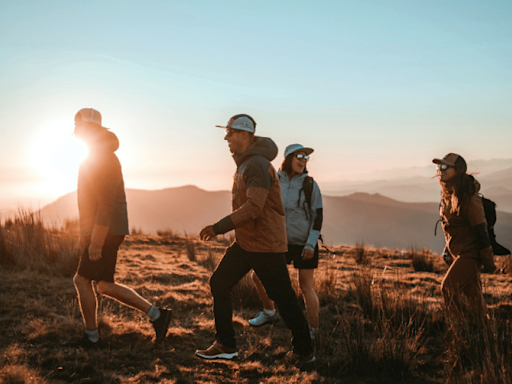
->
[302, 176, 314, 208]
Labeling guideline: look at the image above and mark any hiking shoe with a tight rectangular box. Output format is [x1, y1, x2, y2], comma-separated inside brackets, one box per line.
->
[280, 351, 316, 366]
[151, 308, 172, 343]
[309, 326, 318, 342]
[195, 340, 238, 360]
[75, 334, 100, 349]
[248, 310, 280, 327]
[301, 352, 316, 364]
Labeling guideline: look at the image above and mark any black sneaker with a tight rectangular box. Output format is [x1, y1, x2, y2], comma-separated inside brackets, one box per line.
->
[76, 334, 100, 349]
[151, 308, 172, 343]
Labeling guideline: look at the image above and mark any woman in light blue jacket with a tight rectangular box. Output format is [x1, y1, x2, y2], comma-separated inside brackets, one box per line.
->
[249, 144, 323, 340]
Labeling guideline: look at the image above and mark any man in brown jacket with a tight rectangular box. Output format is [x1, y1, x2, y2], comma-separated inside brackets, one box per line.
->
[196, 114, 313, 362]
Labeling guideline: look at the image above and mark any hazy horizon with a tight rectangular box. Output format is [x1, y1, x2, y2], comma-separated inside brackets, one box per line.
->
[1, 1, 511, 211]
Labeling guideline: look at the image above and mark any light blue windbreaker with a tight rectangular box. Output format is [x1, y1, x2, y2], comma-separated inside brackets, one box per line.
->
[278, 170, 323, 252]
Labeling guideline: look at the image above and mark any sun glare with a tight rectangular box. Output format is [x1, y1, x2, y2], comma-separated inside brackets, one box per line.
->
[31, 118, 88, 197]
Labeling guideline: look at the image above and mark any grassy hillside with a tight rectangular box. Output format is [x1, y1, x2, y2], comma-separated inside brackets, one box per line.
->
[1, 213, 512, 383]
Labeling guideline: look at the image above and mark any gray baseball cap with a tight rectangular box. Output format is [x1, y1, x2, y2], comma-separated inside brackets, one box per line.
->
[284, 143, 314, 158]
[216, 114, 256, 133]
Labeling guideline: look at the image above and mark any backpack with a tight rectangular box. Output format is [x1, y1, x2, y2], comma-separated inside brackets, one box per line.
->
[435, 195, 511, 256]
[481, 195, 511, 256]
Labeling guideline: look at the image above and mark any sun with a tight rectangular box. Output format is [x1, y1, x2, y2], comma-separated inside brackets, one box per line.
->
[31, 117, 88, 197]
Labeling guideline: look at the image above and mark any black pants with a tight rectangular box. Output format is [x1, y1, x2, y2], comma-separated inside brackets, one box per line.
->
[210, 242, 313, 356]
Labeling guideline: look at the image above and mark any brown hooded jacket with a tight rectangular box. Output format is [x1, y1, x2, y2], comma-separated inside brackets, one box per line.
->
[440, 180, 496, 272]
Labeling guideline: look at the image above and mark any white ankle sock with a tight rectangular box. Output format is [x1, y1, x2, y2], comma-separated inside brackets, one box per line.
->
[85, 328, 99, 343]
[146, 305, 161, 322]
[264, 309, 276, 316]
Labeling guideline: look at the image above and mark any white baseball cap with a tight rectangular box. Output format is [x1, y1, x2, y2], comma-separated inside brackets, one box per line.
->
[284, 144, 314, 158]
[75, 108, 104, 127]
[216, 114, 256, 133]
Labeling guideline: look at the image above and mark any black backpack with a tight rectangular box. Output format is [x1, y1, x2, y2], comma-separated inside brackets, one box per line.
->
[299, 176, 326, 244]
[435, 195, 510, 256]
[299, 176, 315, 217]
[481, 195, 511, 256]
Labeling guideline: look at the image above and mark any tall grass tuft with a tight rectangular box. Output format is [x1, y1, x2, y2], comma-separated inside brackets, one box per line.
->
[157, 228, 181, 243]
[183, 234, 197, 262]
[337, 266, 428, 378]
[0, 209, 81, 277]
[316, 257, 338, 305]
[198, 245, 220, 272]
[409, 247, 435, 272]
[502, 255, 512, 275]
[350, 266, 376, 318]
[354, 242, 369, 265]
[444, 303, 512, 384]
[130, 227, 145, 235]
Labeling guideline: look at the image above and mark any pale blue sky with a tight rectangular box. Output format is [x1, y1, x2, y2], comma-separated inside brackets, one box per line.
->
[0, 0, 511, 209]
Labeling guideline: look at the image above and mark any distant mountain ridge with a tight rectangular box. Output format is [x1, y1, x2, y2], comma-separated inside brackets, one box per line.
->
[40, 185, 512, 253]
[322, 162, 512, 213]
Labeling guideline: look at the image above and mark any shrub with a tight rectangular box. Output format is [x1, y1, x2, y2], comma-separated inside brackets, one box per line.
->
[156, 229, 181, 242]
[198, 245, 221, 272]
[409, 247, 435, 272]
[444, 304, 512, 383]
[316, 257, 338, 305]
[183, 235, 197, 262]
[0, 210, 80, 277]
[130, 227, 145, 235]
[354, 243, 369, 265]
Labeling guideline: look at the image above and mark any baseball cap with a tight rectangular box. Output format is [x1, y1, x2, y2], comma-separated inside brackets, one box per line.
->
[432, 153, 467, 173]
[216, 114, 256, 133]
[75, 108, 103, 127]
[284, 144, 314, 158]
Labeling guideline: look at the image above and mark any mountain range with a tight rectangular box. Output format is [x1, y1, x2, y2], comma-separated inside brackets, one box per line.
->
[39, 185, 512, 253]
[322, 160, 512, 213]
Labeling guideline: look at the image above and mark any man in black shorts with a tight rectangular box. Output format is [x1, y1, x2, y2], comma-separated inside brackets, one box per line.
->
[72, 108, 172, 347]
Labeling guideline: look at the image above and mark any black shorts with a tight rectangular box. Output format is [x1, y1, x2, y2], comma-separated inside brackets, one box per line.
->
[77, 235, 125, 282]
[285, 244, 319, 269]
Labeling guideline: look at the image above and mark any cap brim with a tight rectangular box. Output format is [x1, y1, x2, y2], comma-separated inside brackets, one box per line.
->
[432, 158, 444, 165]
[215, 125, 254, 133]
[293, 147, 314, 155]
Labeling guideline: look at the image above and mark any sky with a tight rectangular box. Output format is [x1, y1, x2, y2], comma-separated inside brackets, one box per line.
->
[1, 0, 511, 210]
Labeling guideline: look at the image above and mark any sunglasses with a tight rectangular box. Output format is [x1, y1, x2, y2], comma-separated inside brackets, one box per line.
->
[295, 153, 310, 161]
[225, 128, 243, 137]
[437, 163, 453, 171]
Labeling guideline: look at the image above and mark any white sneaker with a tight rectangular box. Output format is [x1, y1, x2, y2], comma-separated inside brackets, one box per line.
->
[248, 310, 280, 327]
[309, 326, 318, 341]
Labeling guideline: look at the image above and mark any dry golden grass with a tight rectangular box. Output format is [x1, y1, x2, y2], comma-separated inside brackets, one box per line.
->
[1, 213, 512, 383]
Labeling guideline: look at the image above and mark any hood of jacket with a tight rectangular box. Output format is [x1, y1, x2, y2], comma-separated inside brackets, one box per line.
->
[233, 136, 278, 166]
[90, 130, 119, 153]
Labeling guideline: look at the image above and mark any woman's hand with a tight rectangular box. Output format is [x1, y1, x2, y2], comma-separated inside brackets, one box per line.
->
[301, 248, 314, 260]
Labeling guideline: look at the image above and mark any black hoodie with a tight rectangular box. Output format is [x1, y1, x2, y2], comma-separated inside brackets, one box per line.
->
[77, 130, 129, 237]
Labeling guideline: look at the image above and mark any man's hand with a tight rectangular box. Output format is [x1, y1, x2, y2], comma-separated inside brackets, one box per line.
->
[301, 248, 314, 261]
[88, 243, 103, 261]
[200, 226, 216, 241]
